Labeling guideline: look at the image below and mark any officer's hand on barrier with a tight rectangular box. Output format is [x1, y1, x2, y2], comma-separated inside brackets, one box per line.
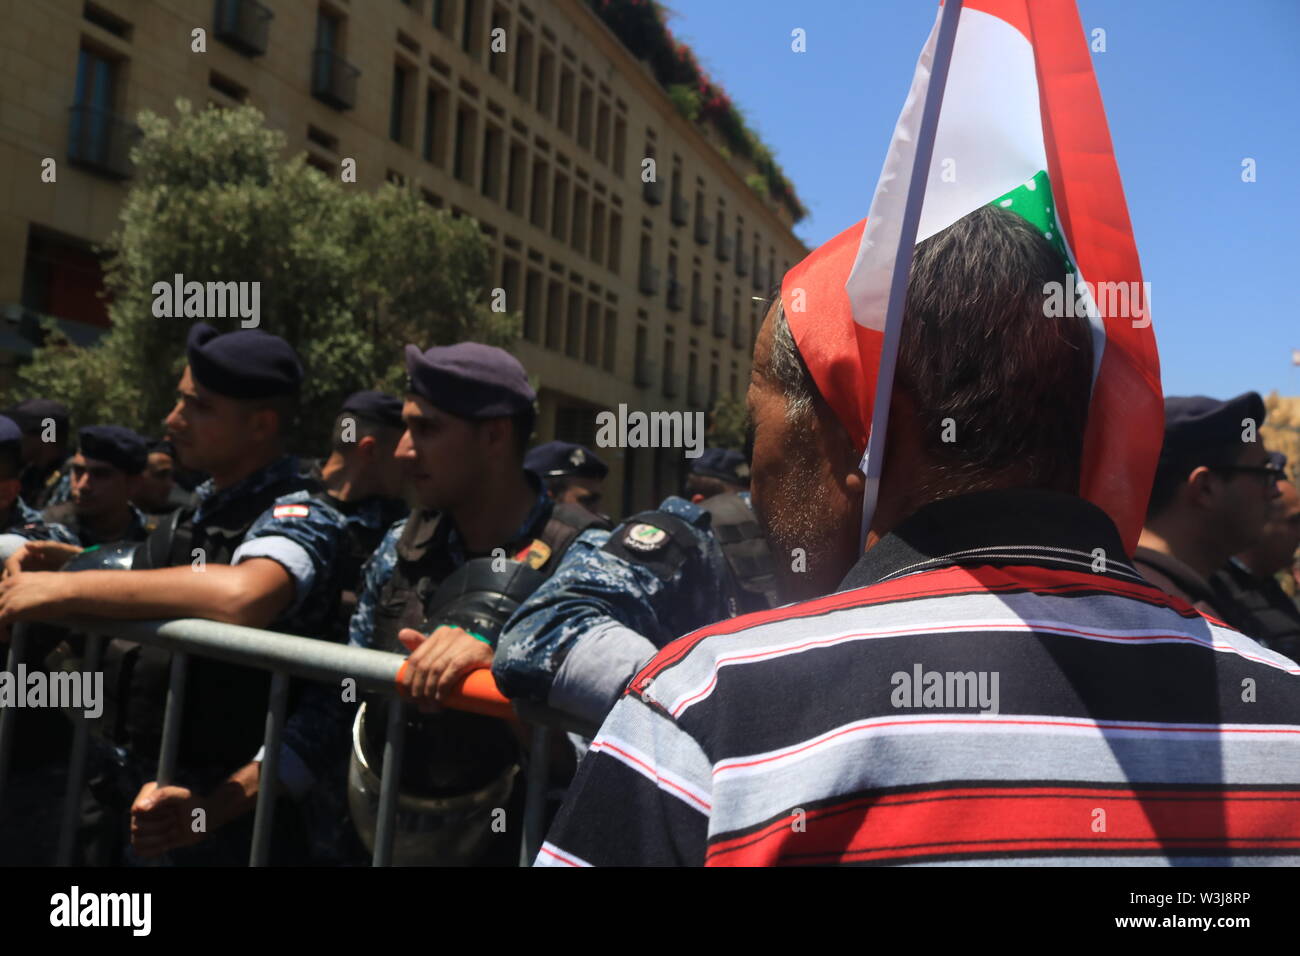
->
[130, 782, 206, 857]
[397, 625, 495, 712]
[3, 540, 82, 577]
[0, 570, 71, 642]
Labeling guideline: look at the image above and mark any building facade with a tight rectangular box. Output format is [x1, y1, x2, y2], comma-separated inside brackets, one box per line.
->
[0, 0, 808, 516]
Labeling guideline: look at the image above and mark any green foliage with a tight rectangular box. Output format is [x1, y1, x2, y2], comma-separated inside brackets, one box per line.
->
[708, 393, 749, 452]
[588, 0, 805, 223]
[667, 83, 702, 123]
[744, 173, 769, 200]
[12, 100, 516, 452]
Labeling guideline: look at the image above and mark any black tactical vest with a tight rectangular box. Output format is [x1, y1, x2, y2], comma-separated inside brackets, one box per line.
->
[700, 493, 781, 614]
[331, 495, 408, 642]
[363, 500, 606, 797]
[104, 469, 327, 770]
[42, 502, 154, 547]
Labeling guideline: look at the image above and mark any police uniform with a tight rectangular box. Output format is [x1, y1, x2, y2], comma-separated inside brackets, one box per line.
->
[37, 426, 156, 547]
[5, 399, 71, 510]
[0, 414, 78, 548]
[81, 323, 350, 867]
[327, 391, 410, 638]
[495, 478, 779, 730]
[336, 343, 609, 865]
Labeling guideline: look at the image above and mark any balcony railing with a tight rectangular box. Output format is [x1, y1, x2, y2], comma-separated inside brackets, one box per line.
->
[213, 0, 273, 56]
[690, 295, 707, 326]
[67, 105, 138, 180]
[666, 278, 684, 311]
[717, 234, 733, 262]
[638, 263, 660, 296]
[312, 48, 360, 110]
[694, 215, 711, 245]
[670, 194, 689, 226]
[642, 177, 664, 205]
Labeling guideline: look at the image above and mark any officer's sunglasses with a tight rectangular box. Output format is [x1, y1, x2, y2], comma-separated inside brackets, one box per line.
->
[1208, 463, 1286, 487]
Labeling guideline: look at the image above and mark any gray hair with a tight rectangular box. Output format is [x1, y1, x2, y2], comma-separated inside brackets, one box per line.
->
[767, 299, 817, 426]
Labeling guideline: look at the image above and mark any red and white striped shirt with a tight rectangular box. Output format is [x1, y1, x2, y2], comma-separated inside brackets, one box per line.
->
[537, 489, 1300, 866]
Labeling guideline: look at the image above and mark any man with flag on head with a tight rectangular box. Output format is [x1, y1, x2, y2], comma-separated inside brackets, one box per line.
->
[536, 0, 1300, 867]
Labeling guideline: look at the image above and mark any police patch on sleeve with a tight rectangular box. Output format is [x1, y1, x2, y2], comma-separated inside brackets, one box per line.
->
[273, 503, 311, 519]
[623, 523, 668, 553]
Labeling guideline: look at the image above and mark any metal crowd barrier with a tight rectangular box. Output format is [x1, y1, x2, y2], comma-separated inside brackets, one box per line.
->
[0, 618, 598, 867]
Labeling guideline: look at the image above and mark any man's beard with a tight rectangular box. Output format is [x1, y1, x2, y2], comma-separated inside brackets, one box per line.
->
[754, 450, 856, 604]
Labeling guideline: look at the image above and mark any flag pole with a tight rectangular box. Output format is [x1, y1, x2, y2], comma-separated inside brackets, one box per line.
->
[858, 0, 965, 551]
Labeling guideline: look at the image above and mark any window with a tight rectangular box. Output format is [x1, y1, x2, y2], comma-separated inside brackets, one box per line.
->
[551, 173, 569, 241]
[545, 279, 564, 350]
[390, 64, 410, 144]
[506, 141, 528, 214]
[453, 106, 477, 184]
[577, 85, 593, 149]
[514, 31, 534, 99]
[607, 212, 622, 274]
[422, 85, 448, 164]
[566, 290, 583, 359]
[571, 188, 588, 253]
[530, 159, 549, 228]
[586, 300, 602, 365]
[603, 308, 617, 372]
[590, 201, 606, 265]
[461, 0, 478, 53]
[523, 269, 543, 342]
[557, 68, 575, 133]
[69, 46, 126, 177]
[595, 101, 611, 164]
[612, 116, 626, 176]
[480, 124, 504, 199]
[489, 6, 509, 81]
[536, 49, 555, 118]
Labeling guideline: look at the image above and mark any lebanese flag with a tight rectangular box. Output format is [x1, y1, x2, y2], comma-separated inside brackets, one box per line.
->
[782, 0, 1162, 554]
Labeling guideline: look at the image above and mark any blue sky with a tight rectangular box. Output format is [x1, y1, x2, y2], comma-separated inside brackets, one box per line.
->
[664, 0, 1300, 400]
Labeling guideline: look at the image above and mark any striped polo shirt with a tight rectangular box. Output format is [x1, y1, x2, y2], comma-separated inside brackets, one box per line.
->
[537, 488, 1300, 866]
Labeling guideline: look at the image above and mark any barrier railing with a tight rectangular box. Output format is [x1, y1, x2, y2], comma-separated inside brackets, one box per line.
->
[0, 618, 597, 867]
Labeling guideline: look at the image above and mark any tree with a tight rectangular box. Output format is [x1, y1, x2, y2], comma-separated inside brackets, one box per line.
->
[10, 100, 518, 452]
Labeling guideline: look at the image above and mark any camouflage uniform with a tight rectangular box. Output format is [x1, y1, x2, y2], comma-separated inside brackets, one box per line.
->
[1, 497, 80, 545]
[494, 495, 740, 729]
[33, 501, 154, 547]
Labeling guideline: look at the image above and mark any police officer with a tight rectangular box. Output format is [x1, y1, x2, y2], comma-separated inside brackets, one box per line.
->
[4, 399, 72, 509]
[495, 447, 779, 731]
[0, 322, 349, 865]
[318, 390, 409, 634]
[36, 425, 156, 547]
[133, 439, 190, 519]
[341, 342, 609, 864]
[0, 414, 78, 550]
[525, 440, 608, 518]
[684, 447, 751, 503]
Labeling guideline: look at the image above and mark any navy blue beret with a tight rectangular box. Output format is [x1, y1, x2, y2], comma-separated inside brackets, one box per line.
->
[0, 414, 22, 445]
[691, 448, 751, 484]
[403, 342, 535, 419]
[1268, 451, 1287, 472]
[1161, 393, 1266, 464]
[4, 399, 69, 435]
[186, 322, 303, 399]
[525, 441, 608, 480]
[341, 390, 405, 430]
[148, 438, 176, 458]
[78, 425, 148, 475]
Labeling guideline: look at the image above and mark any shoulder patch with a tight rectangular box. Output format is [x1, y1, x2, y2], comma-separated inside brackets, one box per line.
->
[273, 503, 310, 519]
[623, 522, 668, 553]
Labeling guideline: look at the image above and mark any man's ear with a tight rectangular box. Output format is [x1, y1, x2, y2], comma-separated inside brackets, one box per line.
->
[356, 434, 377, 461]
[1186, 465, 1219, 508]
